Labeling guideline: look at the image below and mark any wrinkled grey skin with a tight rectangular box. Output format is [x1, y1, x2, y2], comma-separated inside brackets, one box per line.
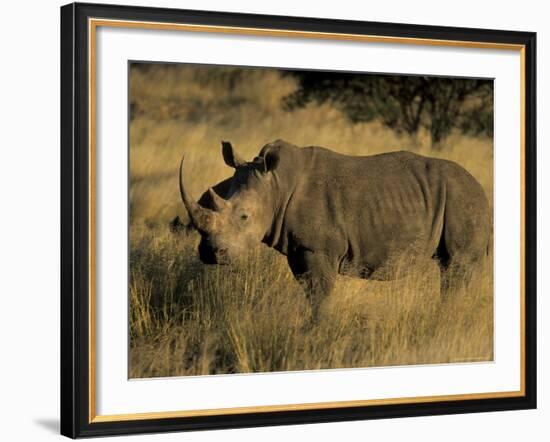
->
[179, 139, 491, 320]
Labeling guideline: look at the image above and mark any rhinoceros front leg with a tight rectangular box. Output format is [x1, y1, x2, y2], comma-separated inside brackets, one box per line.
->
[287, 250, 336, 322]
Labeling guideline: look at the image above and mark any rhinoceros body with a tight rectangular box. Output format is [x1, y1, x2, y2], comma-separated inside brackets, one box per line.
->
[179, 140, 491, 319]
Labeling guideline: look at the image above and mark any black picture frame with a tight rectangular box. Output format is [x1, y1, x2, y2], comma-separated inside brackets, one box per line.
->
[61, 2, 537, 438]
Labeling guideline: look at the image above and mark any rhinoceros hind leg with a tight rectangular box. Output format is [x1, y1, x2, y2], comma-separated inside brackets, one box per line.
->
[439, 254, 483, 299]
[437, 170, 490, 297]
[436, 229, 485, 297]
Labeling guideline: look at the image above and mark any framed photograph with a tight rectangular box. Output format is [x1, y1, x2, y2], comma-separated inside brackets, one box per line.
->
[60, 2, 536, 438]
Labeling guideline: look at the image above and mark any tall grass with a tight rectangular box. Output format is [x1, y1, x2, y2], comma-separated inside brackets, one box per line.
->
[129, 63, 494, 378]
[129, 226, 493, 378]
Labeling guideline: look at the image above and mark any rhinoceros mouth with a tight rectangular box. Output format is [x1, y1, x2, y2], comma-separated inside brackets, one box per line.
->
[199, 255, 230, 266]
[198, 240, 230, 265]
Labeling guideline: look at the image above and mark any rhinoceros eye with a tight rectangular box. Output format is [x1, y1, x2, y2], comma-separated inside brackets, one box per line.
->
[240, 214, 249, 221]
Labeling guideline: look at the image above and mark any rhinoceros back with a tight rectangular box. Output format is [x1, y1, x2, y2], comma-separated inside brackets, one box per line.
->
[279, 146, 489, 278]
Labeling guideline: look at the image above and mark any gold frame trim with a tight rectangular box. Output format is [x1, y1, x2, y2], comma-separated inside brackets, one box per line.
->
[88, 18, 527, 424]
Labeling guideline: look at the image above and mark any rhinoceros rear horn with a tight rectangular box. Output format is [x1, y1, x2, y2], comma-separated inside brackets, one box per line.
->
[207, 187, 228, 211]
[179, 154, 215, 232]
[221, 141, 246, 169]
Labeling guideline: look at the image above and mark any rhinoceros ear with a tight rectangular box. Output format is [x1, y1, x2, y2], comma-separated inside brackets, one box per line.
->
[260, 147, 280, 173]
[221, 141, 245, 169]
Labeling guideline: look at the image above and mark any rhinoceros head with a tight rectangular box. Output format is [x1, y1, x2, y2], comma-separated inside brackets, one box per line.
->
[179, 141, 279, 264]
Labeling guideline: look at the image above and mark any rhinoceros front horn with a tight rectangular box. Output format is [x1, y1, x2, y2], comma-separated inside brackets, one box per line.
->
[179, 155, 215, 232]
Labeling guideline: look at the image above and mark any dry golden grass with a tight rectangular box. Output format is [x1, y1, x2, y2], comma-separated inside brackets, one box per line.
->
[129, 63, 494, 378]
